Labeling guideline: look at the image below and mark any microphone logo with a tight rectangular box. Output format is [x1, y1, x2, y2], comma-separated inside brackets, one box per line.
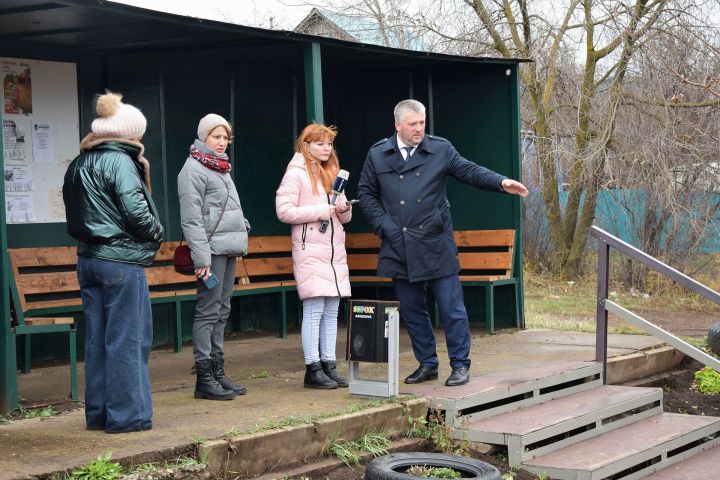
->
[320, 169, 350, 233]
[332, 169, 350, 195]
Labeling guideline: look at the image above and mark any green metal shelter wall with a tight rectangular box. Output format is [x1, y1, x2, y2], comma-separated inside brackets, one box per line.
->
[323, 62, 523, 329]
[2, 46, 523, 365]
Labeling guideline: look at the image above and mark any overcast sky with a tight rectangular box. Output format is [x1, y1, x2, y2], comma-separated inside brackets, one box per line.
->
[114, 0, 313, 29]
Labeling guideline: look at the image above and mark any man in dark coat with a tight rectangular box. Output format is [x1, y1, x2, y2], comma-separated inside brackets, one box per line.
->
[358, 99, 528, 386]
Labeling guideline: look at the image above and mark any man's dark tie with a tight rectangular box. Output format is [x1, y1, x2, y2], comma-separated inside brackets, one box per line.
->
[403, 146, 414, 161]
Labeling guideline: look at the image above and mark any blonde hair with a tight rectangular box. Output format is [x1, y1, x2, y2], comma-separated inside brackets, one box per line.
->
[295, 123, 340, 195]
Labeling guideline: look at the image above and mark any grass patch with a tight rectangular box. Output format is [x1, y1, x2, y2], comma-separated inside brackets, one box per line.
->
[524, 269, 720, 320]
[406, 465, 461, 478]
[248, 370, 269, 379]
[245, 396, 411, 435]
[405, 407, 468, 456]
[69, 452, 122, 480]
[523, 270, 718, 335]
[223, 427, 242, 439]
[524, 311, 644, 335]
[326, 432, 390, 466]
[21, 405, 56, 419]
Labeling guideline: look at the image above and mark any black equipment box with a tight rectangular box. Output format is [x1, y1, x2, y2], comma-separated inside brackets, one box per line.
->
[346, 299, 399, 363]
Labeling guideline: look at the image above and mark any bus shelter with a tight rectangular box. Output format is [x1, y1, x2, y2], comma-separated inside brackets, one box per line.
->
[0, 0, 525, 410]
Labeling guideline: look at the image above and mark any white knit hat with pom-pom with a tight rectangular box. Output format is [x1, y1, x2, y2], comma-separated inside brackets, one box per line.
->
[91, 91, 147, 140]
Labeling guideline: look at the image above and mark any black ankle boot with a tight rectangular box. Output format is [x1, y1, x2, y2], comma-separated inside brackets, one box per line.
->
[211, 355, 247, 395]
[304, 362, 338, 389]
[321, 360, 348, 388]
[194, 359, 236, 400]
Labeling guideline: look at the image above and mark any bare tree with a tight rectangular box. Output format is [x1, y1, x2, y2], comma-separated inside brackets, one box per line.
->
[307, 0, 720, 279]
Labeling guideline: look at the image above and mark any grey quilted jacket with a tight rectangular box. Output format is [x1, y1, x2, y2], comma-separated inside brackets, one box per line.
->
[177, 140, 250, 268]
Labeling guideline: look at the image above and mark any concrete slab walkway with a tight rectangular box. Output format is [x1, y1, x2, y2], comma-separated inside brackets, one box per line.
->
[0, 328, 671, 479]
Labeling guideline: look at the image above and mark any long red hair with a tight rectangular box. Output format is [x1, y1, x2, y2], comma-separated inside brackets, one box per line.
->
[295, 123, 340, 195]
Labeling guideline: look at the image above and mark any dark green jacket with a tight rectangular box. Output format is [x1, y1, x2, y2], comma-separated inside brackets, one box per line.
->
[63, 138, 164, 265]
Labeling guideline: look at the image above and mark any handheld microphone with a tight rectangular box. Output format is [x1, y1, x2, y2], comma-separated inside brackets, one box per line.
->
[320, 169, 350, 233]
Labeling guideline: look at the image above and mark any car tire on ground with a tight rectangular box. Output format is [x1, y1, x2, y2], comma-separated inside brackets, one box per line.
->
[708, 322, 720, 355]
[364, 452, 502, 480]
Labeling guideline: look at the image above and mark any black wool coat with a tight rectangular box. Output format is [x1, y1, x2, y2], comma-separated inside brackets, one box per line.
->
[358, 134, 507, 282]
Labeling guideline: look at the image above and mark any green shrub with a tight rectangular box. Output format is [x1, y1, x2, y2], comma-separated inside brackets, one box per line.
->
[694, 367, 720, 394]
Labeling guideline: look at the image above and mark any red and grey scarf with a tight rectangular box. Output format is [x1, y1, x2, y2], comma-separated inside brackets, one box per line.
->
[190, 144, 231, 174]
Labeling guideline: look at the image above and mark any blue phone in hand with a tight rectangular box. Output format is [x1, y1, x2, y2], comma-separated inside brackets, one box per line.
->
[202, 271, 219, 289]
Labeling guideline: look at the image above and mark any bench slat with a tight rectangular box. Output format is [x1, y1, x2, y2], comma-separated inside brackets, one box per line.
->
[16, 271, 80, 295]
[24, 317, 74, 325]
[458, 252, 512, 270]
[347, 253, 379, 270]
[8, 246, 78, 268]
[455, 229, 515, 247]
[248, 236, 293, 253]
[459, 275, 507, 281]
[345, 233, 381, 249]
[144, 265, 201, 287]
[349, 275, 392, 283]
[154, 241, 181, 261]
[243, 257, 294, 276]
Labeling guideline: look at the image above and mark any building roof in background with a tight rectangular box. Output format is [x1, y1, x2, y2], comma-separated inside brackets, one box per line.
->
[294, 7, 427, 51]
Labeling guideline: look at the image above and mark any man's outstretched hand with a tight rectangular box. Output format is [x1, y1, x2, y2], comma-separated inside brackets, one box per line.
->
[501, 179, 529, 197]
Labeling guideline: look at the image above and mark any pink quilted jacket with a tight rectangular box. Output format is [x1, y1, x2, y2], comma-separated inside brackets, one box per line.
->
[275, 153, 352, 300]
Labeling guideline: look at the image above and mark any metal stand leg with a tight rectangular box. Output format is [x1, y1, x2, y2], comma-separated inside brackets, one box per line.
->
[348, 309, 399, 398]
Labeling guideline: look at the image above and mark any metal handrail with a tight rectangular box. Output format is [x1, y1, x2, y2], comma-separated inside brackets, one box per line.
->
[588, 225, 720, 383]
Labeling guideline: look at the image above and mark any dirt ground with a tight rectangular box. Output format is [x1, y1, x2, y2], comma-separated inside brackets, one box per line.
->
[661, 364, 720, 417]
[638, 310, 718, 338]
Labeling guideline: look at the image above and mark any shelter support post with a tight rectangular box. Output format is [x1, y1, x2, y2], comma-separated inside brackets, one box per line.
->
[303, 42, 324, 124]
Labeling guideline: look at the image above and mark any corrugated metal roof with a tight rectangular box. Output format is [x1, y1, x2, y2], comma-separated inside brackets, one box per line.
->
[0, 0, 528, 65]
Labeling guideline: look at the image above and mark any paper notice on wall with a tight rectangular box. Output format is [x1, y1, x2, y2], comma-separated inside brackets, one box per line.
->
[3, 117, 30, 163]
[32, 122, 53, 163]
[2, 60, 32, 115]
[49, 188, 66, 222]
[4, 164, 34, 192]
[6, 192, 35, 223]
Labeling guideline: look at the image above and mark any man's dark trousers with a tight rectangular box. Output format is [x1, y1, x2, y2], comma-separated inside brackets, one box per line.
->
[393, 273, 471, 370]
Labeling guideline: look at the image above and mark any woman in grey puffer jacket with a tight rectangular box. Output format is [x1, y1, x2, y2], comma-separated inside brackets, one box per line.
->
[178, 113, 250, 401]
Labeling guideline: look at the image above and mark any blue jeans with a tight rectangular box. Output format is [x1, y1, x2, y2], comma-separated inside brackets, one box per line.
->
[393, 274, 471, 369]
[77, 256, 153, 433]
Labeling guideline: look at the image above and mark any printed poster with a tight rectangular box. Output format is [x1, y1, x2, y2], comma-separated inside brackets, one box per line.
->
[4, 164, 34, 192]
[5, 192, 35, 223]
[2, 60, 32, 115]
[3, 117, 30, 163]
[32, 122, 53, 163]
[49, 188, 66, 222]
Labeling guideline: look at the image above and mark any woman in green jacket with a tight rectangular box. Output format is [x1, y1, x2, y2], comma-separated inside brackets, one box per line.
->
[63, 91, 164, 434]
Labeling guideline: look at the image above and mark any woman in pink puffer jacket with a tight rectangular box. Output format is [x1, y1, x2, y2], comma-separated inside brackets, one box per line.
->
[275, 124, 352, 390]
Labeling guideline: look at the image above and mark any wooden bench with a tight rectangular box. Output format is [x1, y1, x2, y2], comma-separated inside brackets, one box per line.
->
[6, 228, 519, 385]
[7, 244, 193, 377]
[7, 247, 82, 401]
[172, 236, 297, 339]
[7, 238, 298, 377]
[345, 229, 521, 333]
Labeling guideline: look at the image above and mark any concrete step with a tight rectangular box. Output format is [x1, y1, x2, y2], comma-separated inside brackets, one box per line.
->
[521, 413, 720, 480]
[466, 385, 663, 466]
[642, 444, 720, 479]
[401, 361, 602, 426]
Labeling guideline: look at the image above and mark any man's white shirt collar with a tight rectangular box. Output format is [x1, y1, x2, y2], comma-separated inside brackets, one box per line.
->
[397, 135, 417, 160]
